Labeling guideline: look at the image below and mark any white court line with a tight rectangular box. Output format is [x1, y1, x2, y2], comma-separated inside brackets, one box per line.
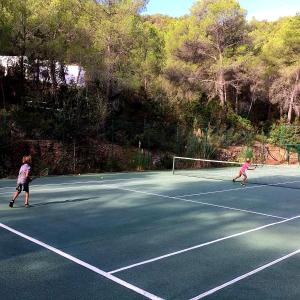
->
[1, 179, 287, 220]
[0, 177, 148, 195]
[109, 215, 300, 274]
[102, 185, 287, 220]
[0, 177, 144, 191]
[179, 180, 300, 198]
[178, 185, 263, 197]
[0, 176, 169, 196]
[190, 247, 300, 299]
[0, 223, 163, 300]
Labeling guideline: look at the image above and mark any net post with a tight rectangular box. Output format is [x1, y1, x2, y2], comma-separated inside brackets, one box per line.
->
[172, 156, 176, 175]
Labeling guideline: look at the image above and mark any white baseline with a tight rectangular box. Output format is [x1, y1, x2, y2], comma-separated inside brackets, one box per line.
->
[0, 223, 163, 300]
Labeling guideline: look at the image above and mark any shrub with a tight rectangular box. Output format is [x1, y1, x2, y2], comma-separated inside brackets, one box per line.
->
[269, 120, 300, 146]
[185, 133, 217, 159]
[130, 151, 152, 170]
[238, 147, 254, 162]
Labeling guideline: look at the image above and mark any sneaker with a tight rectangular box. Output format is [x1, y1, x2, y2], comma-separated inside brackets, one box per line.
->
[240, 182, 246, 186]
[25, 203, 30, 208]
[9, 200, 14, 208]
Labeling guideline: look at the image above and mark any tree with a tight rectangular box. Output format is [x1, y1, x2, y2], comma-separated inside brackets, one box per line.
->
[262, 16, 300, 123]
[0, 0, 15, 54]
[81, 0, 149, 103]
[130, 20, 165, 96]
[173, 0, 248, 108]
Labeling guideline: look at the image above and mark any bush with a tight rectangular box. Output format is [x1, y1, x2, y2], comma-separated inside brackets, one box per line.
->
[269, 120, 300, 146]
[228, 112, 253, 131]
[185, 133, 217, 159]
[238, 147, 254, 162]
[158, 153, 173, 169]
[130, 151, 152, 170]
[224, 111, 256, 146]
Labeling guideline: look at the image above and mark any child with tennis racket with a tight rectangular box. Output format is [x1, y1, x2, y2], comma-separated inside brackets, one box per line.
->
[233, 158, 256, 186]
[9, 155, 32, 208]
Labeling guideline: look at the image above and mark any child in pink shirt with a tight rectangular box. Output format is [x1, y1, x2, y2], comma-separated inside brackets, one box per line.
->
[233, 158, 256, 186]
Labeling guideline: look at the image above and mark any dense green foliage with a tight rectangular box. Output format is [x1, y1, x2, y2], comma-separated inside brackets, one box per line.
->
[0, 0, 300, 175]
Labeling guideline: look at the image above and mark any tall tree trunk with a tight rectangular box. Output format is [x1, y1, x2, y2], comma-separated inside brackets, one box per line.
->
[77, 66, 83, 85]
[235, 88, 239, 114]
[49, 60, 58, 91]
[247, 95, 255, 118]
[217, 70, 226, 107]
[59, 63, 66, 85]
[287, 89, 295, 124]
[287, 71, 300, 123]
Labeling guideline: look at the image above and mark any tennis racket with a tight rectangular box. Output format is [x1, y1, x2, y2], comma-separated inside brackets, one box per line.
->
[30, 168, 49, 181]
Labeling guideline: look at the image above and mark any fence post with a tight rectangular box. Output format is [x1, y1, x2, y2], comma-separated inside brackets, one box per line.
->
[204, 127, 208, 158]
[73, 139, 76, 174]
[176, 124, 179, 155]
[111, 119, 114, 171]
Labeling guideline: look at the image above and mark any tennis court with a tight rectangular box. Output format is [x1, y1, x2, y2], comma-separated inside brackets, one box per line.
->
[1, 167, 300, 299]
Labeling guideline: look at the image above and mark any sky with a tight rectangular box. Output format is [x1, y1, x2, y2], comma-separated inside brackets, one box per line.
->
[144, 0, 300, 21]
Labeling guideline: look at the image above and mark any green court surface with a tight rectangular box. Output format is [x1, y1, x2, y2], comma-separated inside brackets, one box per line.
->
[1, 172, 300, 299]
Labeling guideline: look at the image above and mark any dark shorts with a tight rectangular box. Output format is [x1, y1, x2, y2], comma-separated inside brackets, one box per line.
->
[16, 183, 29, 193]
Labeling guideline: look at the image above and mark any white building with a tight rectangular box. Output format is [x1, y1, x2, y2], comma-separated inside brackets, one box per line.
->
[0, 56, 85, 86]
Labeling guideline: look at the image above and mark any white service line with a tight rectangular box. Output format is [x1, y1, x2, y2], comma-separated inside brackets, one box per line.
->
[178, 185, 263, 197]
[190, 247, 300, 300]
[109, 215, 300, 274]
[102, 185, 287, 220]
[0, 223, 163, 300]
[0, 177, 148, 195]
[179, 180, 300, 198]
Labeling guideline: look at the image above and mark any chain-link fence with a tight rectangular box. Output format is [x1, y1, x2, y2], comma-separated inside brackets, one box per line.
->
[1, 117, 261, 177]
[0, 119, 191, 177]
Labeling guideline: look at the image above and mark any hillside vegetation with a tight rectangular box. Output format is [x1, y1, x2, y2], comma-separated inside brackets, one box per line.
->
[0, 0, 300, 176]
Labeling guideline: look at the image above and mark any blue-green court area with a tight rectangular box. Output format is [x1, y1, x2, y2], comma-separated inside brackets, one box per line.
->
[1, 171, 300, 299]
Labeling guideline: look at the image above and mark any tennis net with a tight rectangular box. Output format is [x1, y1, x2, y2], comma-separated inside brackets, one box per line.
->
[172, 156, 300, 189]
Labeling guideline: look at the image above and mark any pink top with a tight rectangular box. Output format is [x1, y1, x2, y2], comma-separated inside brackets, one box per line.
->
[240, 162, 250, 173]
